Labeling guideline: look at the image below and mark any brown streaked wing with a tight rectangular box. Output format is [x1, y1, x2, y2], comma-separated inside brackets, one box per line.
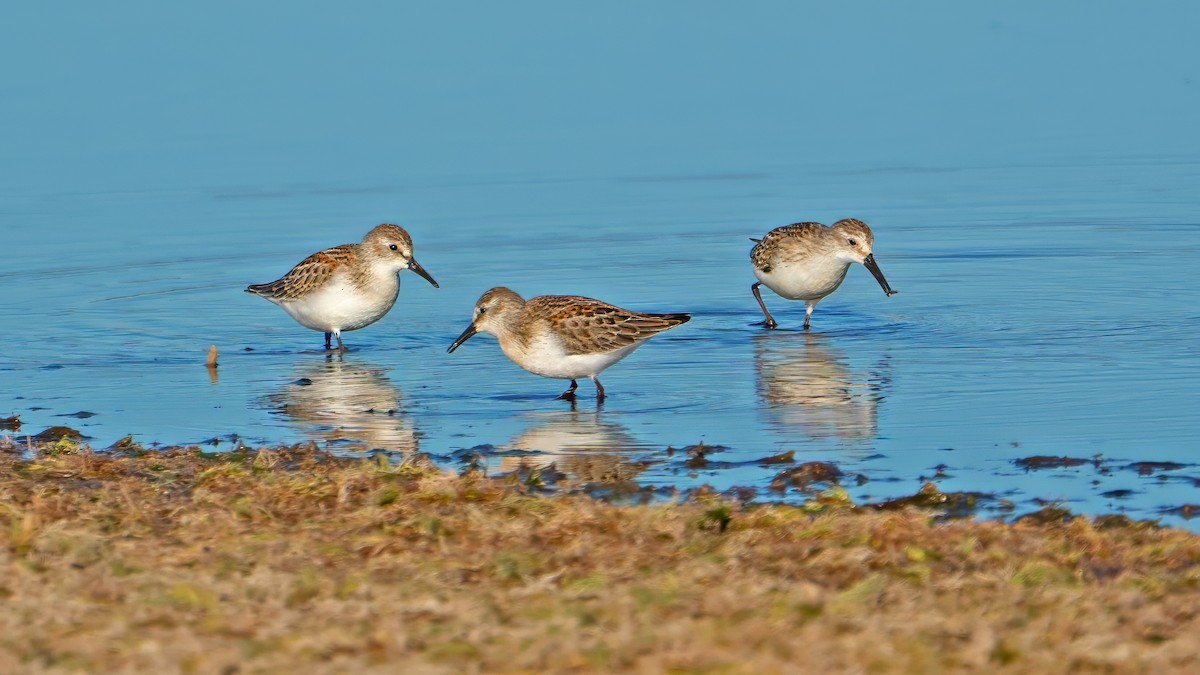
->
[529, 295, 690, 355]
[248, 245, 354, 300]
[750, 222, 825, 271]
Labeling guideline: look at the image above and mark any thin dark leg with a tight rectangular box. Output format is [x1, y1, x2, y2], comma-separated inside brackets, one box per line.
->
[557, 379, 578, 400]
[324, 332, 333, 350]
[593, 377, 606, 403]
[803, 302, 814, 331]
[335, 333, 345, 352]
[751, 282, 778, 329]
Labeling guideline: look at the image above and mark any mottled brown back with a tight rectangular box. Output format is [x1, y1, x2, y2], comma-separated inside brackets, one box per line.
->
[246, 245, 354, 300]
[750, 222, 826, 272]
[528, 295, 690, 355]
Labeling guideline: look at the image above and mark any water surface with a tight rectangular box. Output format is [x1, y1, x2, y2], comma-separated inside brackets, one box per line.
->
[3, 3, 1199, 526]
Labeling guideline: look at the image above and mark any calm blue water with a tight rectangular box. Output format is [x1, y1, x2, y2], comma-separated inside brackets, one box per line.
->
[3, 3, 1199, 526]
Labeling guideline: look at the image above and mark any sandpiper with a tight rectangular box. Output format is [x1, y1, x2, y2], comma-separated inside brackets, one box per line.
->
[246, 224, 438, 350]
[446, 287, 690, 401]
[750, 218, 896, 329]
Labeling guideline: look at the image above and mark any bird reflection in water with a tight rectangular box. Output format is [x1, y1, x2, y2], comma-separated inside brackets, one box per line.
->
[500, 409, 647, 485]
[754, 332, 889, 445]
[264, 354, 417, 453]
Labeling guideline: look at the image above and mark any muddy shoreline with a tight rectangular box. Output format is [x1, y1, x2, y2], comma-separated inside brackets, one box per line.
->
[3, 430, 1200, 672]
[8, 419, 1197, 528]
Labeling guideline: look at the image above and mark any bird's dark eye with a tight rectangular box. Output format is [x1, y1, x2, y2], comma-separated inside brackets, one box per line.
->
[478, 307, 487, 315]
[389, 244, 398, 251]
[847, 238, 857, 246]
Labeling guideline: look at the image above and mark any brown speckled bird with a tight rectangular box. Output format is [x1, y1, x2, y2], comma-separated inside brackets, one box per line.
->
[447, 287, 689, 401]
[246, 224, 439, 350]
[750, 218, 896, 329]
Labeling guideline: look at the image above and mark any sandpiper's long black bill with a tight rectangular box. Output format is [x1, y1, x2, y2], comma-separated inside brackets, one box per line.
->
[447, 324, 478, 353]
[863, 254, 897, 296]
[408, 258, 439, 288]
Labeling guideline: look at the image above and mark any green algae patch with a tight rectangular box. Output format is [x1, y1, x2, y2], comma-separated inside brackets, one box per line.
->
[869, 481, 992, 517]
[3, 442, 1200, 673]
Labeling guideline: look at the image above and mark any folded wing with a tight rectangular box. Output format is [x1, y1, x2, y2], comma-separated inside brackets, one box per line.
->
[532, 295, 690, 355]
[246, 245, 353, 300]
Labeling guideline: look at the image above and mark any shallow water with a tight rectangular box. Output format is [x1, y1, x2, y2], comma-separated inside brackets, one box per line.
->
[3, 4, 1199, 526]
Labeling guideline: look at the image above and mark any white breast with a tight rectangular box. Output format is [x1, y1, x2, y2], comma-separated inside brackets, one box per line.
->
[502, 333, 642, 380]
[755, 259, 850, 301]
[278, 271, 400, 332]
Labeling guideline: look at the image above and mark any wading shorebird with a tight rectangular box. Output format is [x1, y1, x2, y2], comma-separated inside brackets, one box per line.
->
[246, 224, 438, 350]
[447, 287, 690, 402]
[750, 218, 897, 329]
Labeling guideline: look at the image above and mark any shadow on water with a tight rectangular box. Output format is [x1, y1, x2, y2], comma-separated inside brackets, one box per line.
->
[506, 409, 646, 455]
[260, 354, 418, 454]
[496, 409, 651, 485]
[753, 332, 890, 448]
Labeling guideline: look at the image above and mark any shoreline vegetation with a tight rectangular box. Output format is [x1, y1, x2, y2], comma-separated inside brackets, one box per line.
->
[3, 430, 1200, 673]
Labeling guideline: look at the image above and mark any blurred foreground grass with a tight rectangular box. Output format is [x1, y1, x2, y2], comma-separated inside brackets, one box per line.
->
[2, 435, 1199, 673]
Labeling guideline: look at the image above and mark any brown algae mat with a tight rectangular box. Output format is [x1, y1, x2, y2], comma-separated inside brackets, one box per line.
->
[3, 435, 1200, 673]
